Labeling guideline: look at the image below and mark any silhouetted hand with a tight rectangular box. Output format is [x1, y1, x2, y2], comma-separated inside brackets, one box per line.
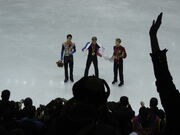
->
[149, 12, 163, 36]
[149, 12, 163, 53]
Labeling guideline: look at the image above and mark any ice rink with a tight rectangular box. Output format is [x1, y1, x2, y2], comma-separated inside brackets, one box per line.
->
[0, 0, 180, 114]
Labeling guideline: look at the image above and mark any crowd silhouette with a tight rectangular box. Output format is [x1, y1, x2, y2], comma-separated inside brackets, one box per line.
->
[0, 13, 179, 135]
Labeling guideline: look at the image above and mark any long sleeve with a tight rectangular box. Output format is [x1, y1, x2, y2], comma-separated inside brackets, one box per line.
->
[82, 42, 91, 51]
[150, 49, 180, 134]
[122, 48, 127, 58]
[71, 44, 76, 54]
[61, 44, 65, 60]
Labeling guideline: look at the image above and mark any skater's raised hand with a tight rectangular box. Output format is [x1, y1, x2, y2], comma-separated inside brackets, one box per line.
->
[149, 12, 163, 53]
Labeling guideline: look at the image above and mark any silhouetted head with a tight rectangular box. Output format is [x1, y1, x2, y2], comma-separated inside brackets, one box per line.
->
[92, 36, 97, 44]
[72, 76, 110, 106]
[150, 97, 158, 108]
[138, 107, 156, 128]
[23, 98, 36, 118]
[139, 107, 149, 118]
[23, 97, 33, 107]
[119, 96, 129, 107]
[1, 89, 10, 101]
[67, 34, 72, 42]
[138, 107, 149, 127]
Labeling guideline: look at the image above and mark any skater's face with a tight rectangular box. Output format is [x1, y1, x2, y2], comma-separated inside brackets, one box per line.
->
[92, 40, 96, 44]
[91, 36, 97, 44]
[115, 40, 121, 45]
[92, 38, 97, 44]
[67, 37, 72, 42]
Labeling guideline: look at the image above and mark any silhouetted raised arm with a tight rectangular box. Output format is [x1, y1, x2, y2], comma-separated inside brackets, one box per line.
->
[149, 12, 162, 53]
[149, 12, 180, 134]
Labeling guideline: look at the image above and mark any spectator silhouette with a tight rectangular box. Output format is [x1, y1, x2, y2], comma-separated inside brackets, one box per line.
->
[18, 97, 44, 135]
[22, 97, 36, 118]
[132, 107, 160, 135]
[149, 12, 180, 135]
[149, 97, 160, 115]
[149, 97, 166, 132]
[51, 76, 121, 135]
[108, 96, 135, 135]
[0, 89, 15, 126]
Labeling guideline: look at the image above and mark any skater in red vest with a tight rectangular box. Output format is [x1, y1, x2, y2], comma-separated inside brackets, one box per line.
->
[111, 38, 127, 86]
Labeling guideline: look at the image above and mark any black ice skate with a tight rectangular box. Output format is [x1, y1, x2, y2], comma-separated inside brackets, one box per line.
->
[64, 79, 68, 83]
[118, 82, 124, 87]
[70, 78, 74, 82]
[112, 80, 117, 84]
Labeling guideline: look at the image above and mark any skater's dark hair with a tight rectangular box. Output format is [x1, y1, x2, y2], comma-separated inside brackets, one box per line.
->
[67, 34, 72, 38]
[72, 76, 110, 105]
[116, 38, 121, 43]
[92, 36, 97, 41]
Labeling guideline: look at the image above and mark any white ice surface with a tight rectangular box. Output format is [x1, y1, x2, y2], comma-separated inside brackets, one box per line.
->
[0, 0, 180, 114]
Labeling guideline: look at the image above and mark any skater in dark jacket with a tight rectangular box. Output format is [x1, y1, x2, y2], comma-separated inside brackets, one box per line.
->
[82, 36, 102, 78]
[112, 38, 127, 86]
[61, 34, 76, 82]
[149, 12, 180, 135]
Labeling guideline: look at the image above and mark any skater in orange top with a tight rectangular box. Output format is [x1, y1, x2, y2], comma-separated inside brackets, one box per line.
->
[61, 34, 76, 83]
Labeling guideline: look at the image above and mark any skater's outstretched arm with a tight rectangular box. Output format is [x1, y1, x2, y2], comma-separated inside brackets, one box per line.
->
[149, 13, 180, 133]
[82, 42, 91, 52]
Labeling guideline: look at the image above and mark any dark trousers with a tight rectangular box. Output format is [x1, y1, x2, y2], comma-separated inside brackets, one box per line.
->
[64, 55, 74, 80]
[113, 59, 124, 82]
[84, 56, 99, 78]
